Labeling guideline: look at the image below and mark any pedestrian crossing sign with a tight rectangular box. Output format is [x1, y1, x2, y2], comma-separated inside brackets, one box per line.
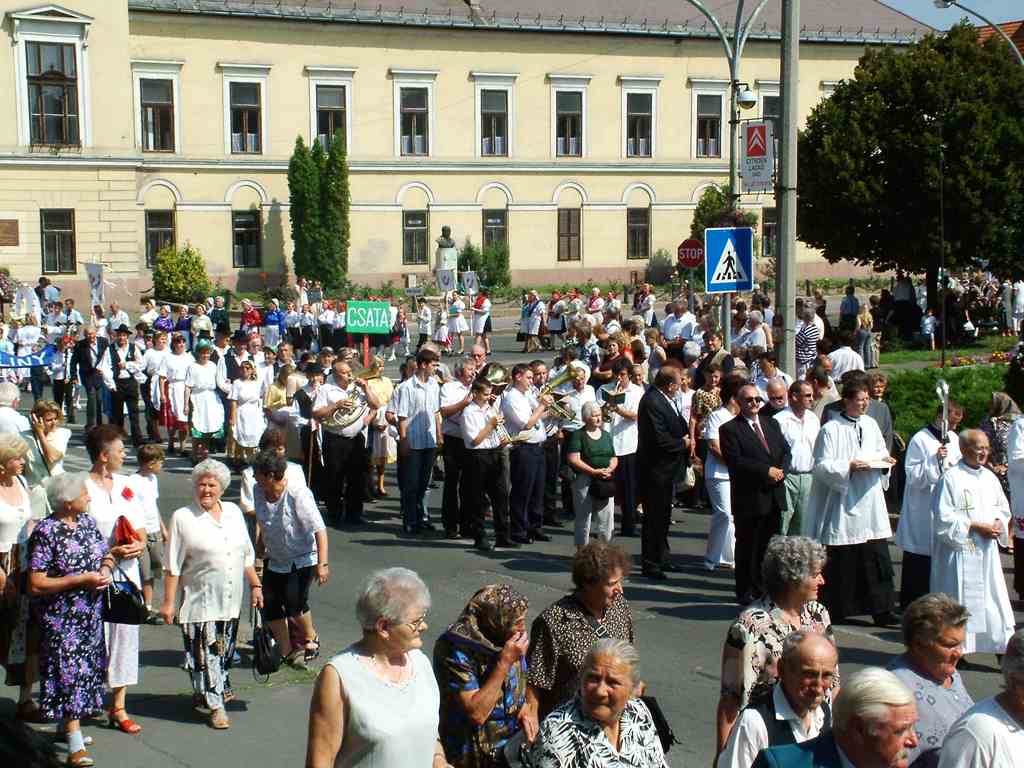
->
[704, 227, 754, 294]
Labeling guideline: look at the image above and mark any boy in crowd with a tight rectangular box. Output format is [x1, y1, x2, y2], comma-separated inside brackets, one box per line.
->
[130, 443, 169, 624]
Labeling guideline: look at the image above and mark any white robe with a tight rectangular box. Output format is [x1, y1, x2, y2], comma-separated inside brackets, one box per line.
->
[931, 461, 1016, 654]
[803, 414, 892, 546]
[185, 361, 225, 434]
[826, 346, 865, 383]
[895, 426, 961, 556]
[1004, 416, 1024, 541]
[937, 697, 1024, 768]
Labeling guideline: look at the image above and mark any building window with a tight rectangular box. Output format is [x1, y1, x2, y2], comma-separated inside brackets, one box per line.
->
[403, 211, 429, 265]
[140, 78, 174, 152]
[230, 82, 261, 153]
[40, 209, 76, 274]
[626, 93, 653, 157]
[145, 210, 175, 267]
[626, 208, 650, 260]
[762, 207, 778, 260]
[483, 210, 507, 247]
[480, 90, 508, 156]
[232, 210, 261, 267]
[316, 84, 346, 150]
[696, 94, 722, 158]
[400, 87, 429, 156]
[26, 42, 79, 147]
[557, 209, 581, 261]
[555, 91, 583, 157]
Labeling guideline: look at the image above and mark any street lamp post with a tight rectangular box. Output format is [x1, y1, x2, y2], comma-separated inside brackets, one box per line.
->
[933, 1, 1024, 67]
[685, 0, 769, 348]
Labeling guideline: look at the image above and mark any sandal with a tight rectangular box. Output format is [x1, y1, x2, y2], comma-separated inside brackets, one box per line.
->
[208, 708, 231, 730]
[304, 635, 321, 662]
[284, 648, 308, 670]
[107, 707, 142, 734]
[66, 750, 95, 767]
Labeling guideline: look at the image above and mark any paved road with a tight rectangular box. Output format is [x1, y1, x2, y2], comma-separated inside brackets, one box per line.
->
[4, 332, 1018, 768]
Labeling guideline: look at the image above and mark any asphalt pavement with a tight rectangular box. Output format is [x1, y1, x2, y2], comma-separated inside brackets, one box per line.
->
[4, 330, 1019, 768]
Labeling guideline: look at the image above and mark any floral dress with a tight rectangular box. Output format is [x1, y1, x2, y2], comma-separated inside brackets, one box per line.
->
[28, 513, 108, 721]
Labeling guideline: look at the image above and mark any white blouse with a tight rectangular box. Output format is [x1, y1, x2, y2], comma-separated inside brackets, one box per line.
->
[166, 501, 255, 624]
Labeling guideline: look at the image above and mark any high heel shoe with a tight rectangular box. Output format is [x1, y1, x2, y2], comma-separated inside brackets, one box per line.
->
[107, 707, 142, 734]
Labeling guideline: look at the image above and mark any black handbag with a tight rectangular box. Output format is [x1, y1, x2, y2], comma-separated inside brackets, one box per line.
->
[251, 607, 281, 680]
[101, 565, 148, 625]
[588, 476, 617, 499]
[641, 695, 679, 754]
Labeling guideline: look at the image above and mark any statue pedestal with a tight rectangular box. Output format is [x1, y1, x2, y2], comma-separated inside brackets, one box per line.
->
[435, 245, 458, 273]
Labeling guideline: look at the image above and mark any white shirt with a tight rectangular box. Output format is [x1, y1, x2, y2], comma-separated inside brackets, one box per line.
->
[559, 385, 597, 432]
[440, 379, 471, 437]
[166, 501, 255, 624]
[1014, 281, 1024, 314]
[393, 374, 441, 450]
[755, 371, 794, 399]
[254, 484, 325, 573]
[703, 407, 735, 481]
[461, 400, 501, 450]
[108, 310, 130, 332]
[661, 311, 697, 343]
[418, 306, 433, 336]
[896, 425, 961, 555]
[1004, 416, 1024, 539]
[718, 686, 828, 768]
[128, 472, 161, 532]
[0, 407, 30, 434]
[100, 340, 145, 388]
[313, 381, 367, 439]
[739, 325, 768, 349]
[239, 462, 308, 513]
[773, 407, 821, 474]
[502, 386, 545, 444]
[600, 382, 643, 456]
[937, 697, 1024, 768]
[827, 346, 865, 382]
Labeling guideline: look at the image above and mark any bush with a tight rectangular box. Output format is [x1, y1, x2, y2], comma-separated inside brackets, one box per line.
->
[885, 364, 1006, 442]
[646, 248, 675, 285]
[152, 243, 212, 305]
[458, 238, 510, 288]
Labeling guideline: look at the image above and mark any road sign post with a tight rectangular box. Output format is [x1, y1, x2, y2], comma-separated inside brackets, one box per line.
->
[346, 300, 393, 367]
[678, 238, 705, 312]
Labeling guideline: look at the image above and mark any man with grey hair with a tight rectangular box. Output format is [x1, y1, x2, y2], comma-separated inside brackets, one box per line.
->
[753, 667, 917, 768]
[938, 628, 1024, 767]
[0, 381, 30, 433]
[721, 632, 837, 768]
[930, 429, 1015, 657]
[661, 301, 697, 363]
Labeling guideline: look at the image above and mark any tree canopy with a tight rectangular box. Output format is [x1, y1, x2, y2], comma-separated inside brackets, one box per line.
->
[797, 23, 1024, 284]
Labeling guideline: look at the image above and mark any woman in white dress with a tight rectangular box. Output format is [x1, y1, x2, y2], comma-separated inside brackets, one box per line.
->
[472, 290, 493, 355]
[158, 334, 194, 456]
[432, 299, 450, 353]
[522, 290, 544, 353]
[228, 360, 267, 466]
[142, 331, 170, 444]
[447, 291, 469, 355]
[84, 425, 147, 735]
[184, 341, 225, 465]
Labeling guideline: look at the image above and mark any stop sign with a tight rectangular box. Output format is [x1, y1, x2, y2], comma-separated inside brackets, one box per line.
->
[677, 238, 704, 269]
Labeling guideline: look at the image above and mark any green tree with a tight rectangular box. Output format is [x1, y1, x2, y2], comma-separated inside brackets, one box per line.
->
[287, 136, 321, 281]
[317, 131, 350, 289]
[690, 184, 759, 241]
[798, 23, 1024, 305]
[152, 242, 212, 304]
[481, 240, 510, 287]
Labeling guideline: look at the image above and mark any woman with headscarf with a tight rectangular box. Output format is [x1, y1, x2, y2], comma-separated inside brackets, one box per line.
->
[434, 585, 531, 768]
[980, 391, 1020, 496]
[209, 296, 230, 336]
[262, 300, 285, 349]
[240, 300, 262, 337]
[174, 305, 192, 350]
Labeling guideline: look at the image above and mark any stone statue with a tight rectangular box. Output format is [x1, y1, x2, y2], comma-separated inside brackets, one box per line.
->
[435, 225, 458, 273]
[436, 225, 456, 249]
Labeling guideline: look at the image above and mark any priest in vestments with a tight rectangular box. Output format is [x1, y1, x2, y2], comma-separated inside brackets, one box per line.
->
[931, 429, 1016, 656]
[895, 401, 963, 609]
[803, 379, 899, 626]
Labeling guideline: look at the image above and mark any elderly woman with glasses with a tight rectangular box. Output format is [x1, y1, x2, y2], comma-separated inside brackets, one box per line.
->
[306, 567, 448, 768]
[716, 535, 838, 754]
[159, 459, 260, 730]
[886, 593, 974, 767]
[528, 639, 667, 768]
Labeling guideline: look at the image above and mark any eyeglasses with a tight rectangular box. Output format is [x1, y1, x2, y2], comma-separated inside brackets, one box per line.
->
[398, 613, 429, 632]
[742, 397, 761, 404]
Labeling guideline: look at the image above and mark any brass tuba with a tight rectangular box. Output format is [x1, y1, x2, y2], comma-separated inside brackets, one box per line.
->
[325, 357, 381, 430]
[477, 362, 513, 443]
[539, 364, 580, 421]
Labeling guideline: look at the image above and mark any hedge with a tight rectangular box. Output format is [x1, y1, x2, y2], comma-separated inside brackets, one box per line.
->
[885, 364, 1006, 442]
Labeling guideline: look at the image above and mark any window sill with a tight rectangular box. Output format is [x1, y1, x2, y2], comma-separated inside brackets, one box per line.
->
[29, 144, 81, 153]
[142, 148, 177, 154]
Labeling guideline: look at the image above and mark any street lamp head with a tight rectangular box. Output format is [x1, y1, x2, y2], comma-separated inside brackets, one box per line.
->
[737, 86, 757, 110]
[933, 1, 954, 9]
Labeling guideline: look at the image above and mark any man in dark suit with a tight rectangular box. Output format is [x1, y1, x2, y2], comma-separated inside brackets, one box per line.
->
[71, 326, 108, 431]
[636, 366, 689, 579]
[720, 381, 791, 602]
[753, 667, 918, 768]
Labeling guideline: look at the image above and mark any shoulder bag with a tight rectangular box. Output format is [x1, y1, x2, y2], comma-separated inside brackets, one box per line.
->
[640, 694, 679, 754]
[101, 565, 148, 625]
[252, 606, 282, 680]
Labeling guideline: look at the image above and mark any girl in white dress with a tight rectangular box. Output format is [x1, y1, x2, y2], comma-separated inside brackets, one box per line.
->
[142, 331, 170, 443]
[416, 300, 433, 349]
[158, 334, 194, 456]
[84, 425, 147, 735]
[228, 360, 267, 466]
[184, 342, 225, 465]
[447, 292, 469, 354]
[432, 299, 450, 352]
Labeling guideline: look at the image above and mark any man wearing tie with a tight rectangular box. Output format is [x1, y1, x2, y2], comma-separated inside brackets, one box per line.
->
[71, 326, 108, 430]
[100, 324, 145, 446]
[720, 382, 791, 603]
[636, 366, 690, 579]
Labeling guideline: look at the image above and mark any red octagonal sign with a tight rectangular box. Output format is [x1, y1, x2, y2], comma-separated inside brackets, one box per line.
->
[677, 238, 704, 269]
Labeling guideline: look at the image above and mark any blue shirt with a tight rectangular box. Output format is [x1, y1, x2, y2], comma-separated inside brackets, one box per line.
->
[394, 374, 441, 450]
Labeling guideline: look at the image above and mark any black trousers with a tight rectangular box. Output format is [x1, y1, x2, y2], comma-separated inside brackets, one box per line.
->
[821, 539, 897, 622]
[542, 437, 560, 521]
[900, 551, 932, 610]
[734, 511, 781, 603]
[465, 448, 511, 542]
[82, 378, 104, 430]
[560, 430, 577, 519]
[321, 431, 365, 522]
[110, 378, 143, 446]
[615, 453, 638, 534]
[53, 379, 75, 424]
[641, 472, 675, 570]
[509, 443, 545, 538]
[441, 437, 471, 534]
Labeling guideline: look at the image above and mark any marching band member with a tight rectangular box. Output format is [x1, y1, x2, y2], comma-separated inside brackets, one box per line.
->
[460, 378, 514, 551]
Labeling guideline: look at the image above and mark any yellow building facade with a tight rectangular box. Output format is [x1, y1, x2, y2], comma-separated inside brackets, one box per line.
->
[0, 1, 929, 304]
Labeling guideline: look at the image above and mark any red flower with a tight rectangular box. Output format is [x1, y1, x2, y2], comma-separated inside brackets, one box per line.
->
[121, 486, 134, 501]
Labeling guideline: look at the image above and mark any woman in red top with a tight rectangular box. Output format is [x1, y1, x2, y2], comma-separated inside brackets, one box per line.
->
[240, 299, 262, 335]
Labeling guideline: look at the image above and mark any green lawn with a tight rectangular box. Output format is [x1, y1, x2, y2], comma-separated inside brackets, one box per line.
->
[879, 334, 1015, 367]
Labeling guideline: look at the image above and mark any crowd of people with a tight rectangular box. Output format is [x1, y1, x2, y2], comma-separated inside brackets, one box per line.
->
[2, 271, 1024, 768]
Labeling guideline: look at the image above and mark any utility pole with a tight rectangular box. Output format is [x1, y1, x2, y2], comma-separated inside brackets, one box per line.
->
[776, 0, 800, 376]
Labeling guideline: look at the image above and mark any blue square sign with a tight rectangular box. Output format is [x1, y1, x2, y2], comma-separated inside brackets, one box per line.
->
[704, 227, 754, 294]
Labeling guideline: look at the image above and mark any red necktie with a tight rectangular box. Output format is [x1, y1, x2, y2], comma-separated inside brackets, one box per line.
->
[752, 420, 769, 452]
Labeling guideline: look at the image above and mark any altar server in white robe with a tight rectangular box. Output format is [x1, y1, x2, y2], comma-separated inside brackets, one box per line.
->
[895, 401, 963, 609]
[804, 379, 899, 626]
[1005, 415, 1024, 600]
[931, 429, 1016, 656]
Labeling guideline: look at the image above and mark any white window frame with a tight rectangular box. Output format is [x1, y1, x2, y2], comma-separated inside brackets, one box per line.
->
[820, 80, 840, 99]
[9, 7, 94, 148]
[218, 62, 271, 156]
[549, 74, 592, 159]
[688, 78, 729, 161]
[305, 66, 355, 153]
[471, 72, 517, 160]
[131, 60, 183, 153]
[619, 76, 662, 160]
[390, 68, 438, 158]
[755, 79, 780, 122]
